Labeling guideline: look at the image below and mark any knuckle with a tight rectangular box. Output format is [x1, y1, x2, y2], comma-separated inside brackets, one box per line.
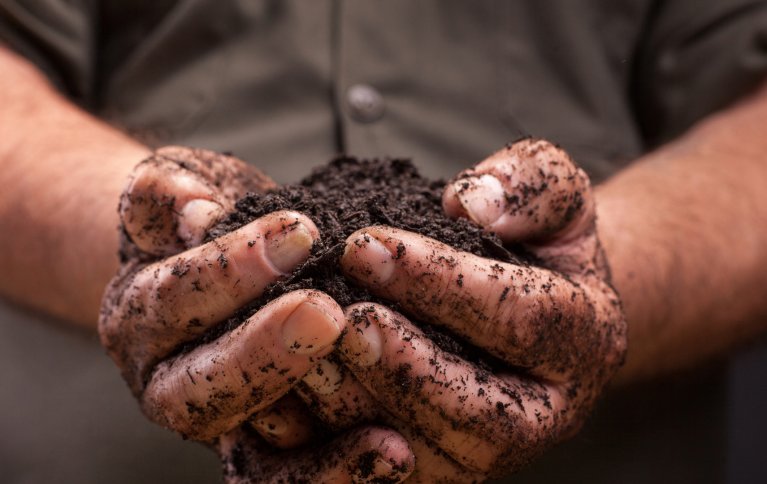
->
[142, 390, 195, 437]
[485, 274, 542, 350]
[97, 308, 120, 350]
[145, 264, 190, 325]
[99, 276, 155, 395]
[590, 284, 628, 369]
[142, 373, 221, 441]
[605, 318, 629, 368]
[487, 291, 527, 349]
[118, 262, 181, 334]
[429, 258, 465, 317]
[100, 273, 143, 345]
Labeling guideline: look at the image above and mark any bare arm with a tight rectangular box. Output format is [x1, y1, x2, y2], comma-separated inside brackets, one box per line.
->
[0, 46, 149, 327]
[598, 82, 767, 383]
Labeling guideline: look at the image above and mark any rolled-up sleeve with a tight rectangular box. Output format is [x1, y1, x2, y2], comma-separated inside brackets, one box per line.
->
[633, 0, 767, 146]
[0, 0, 95, 102]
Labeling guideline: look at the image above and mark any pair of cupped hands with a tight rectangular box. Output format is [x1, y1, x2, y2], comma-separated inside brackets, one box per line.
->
[99, 139, 626, 483]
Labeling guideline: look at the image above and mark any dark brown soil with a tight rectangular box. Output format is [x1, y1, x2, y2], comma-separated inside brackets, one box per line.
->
[203, 157, 531, 368]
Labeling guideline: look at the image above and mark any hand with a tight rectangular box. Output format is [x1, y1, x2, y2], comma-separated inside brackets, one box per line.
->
[100, 146, 345, 439]
[99, 146, 415, 482]
[335, 139, 627, 479]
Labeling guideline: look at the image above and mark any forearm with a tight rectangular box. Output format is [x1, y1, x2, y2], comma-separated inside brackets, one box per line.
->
[0, 47, 149, 327]
[597, 82, 767, 383]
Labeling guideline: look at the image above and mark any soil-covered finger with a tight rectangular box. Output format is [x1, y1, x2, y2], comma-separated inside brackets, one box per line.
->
[100, 210, 318, 394]
[248, 394, 315, 449]
[120, 146, 275, 256]
[381, 418, 484, 483]
[339, 303, 566, 475]
[141, 290, 344, 441]
[220, 425, 414, 484]
[341, 227, 599, 381]
[442, 138, 610, 279]
[443, 138, 594, 246]
[121, 157, 222, 255]
[294, 355, 378, 431]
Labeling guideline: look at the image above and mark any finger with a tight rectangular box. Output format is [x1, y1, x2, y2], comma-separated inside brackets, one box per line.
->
[339, 303, 566, 475]
[384, 419, 484, 483]
[294, 355, 378, 430]
[141, 290, 344, 441]
[442, 138, 601, 275]
[295, 364, 467, 481]
[443, 138, 593, 244]
[121, 158, 224, 255]
[121, 146, 275, 255]
[341, 226, 599, 380]
[248, 394, 315, 449]
[100, 210, 318, 392]
[219, 425, 415, 484]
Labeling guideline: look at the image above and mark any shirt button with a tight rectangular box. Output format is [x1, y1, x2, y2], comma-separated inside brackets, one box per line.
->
[346, 84, 385, 123]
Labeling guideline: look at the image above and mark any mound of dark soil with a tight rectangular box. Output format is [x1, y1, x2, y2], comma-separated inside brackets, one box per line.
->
[205, 156, 530, 367]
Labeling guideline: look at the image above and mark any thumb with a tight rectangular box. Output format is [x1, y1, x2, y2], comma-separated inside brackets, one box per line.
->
[443, 138, 594, 245]
[443, 138, 602, 277]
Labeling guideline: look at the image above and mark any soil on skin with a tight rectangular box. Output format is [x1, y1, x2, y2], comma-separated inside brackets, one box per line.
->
[204, 156, 531, 368]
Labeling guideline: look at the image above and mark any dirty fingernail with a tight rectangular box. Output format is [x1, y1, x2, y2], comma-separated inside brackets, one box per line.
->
[372, 456, 396, 477]
[453, 174, 506, 227]
[343, 233, 395, 285]
[251, 410, 288, 437]
[343, 310, 383, 367]
[282, 302, 343, 354]
[302, 359, 344, 395]
[178, 199, 225, 247]
[266, 223, 314, 274]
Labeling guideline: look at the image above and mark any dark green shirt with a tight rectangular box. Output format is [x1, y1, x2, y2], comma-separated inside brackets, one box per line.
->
[1, 1, 766, 482]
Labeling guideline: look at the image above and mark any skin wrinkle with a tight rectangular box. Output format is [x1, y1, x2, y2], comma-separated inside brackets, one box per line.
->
[427, 241, 475, 329]
[496, 271, 546, 357]
[479, 264, 507, 325]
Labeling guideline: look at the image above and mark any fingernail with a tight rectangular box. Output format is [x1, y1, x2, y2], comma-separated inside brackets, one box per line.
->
[302, 359, 344, 395]
[344, 233, 395, 285]
[266, 223, 314, 274]
[343, 309, 383, 367]
[251, 410, 288, 437]
[372, 456, 395, 477]
[282, 302, 343, 354]
[178, 199, 225, 246]
[453, 174, 506, 226]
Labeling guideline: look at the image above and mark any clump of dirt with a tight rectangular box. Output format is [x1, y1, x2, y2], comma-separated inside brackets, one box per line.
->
[205, 156, 530, 368]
